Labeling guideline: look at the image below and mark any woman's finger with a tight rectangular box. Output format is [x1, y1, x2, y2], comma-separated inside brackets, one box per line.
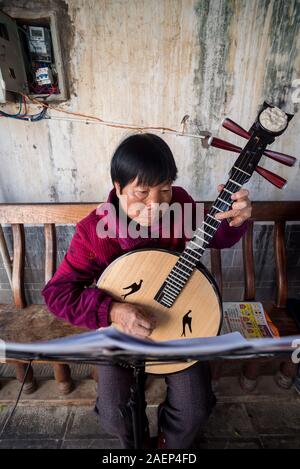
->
[135, 323, 153, 337]
[231, 189, 249, 200]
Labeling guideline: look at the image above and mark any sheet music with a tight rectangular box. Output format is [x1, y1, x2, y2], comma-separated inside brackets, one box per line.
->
[2, 326, 300, 362]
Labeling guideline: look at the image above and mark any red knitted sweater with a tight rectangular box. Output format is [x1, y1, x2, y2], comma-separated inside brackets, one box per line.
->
[42, 186, 247, 329]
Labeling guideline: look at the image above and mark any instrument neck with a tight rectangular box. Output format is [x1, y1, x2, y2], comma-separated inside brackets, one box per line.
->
[154, 129, 281, 308]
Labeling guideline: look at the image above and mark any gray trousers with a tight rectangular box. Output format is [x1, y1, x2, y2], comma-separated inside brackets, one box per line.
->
[94, 360, 216, 449]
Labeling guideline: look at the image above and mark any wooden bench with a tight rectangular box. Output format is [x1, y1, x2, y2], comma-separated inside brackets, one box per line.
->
[0, 201, 299, 395]
[210, 201, 300, 390]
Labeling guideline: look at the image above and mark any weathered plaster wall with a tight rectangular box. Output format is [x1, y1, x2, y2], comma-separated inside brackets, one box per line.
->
[0, 0, 299, 203]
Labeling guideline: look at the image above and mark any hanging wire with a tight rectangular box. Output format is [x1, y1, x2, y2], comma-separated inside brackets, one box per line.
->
[0, 92, 208, 139]
[0, 95, 23, 118]
[0, 94, 48, 122]
[9, 92, 207, 139]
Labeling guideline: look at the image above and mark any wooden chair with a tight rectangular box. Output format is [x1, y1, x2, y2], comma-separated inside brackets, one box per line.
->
[0, 204, 95, 394]
[0, 201, 299, 395]
[209, 201, 300, 390]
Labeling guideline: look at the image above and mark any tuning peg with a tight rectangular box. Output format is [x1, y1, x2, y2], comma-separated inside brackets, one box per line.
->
[207, 136, 287, 189]
[263, 148, 296, 167]
[208, 136, 240, 153]
[222, 118, 250, 139]
[255, 166, 287, 189]
[222, 117, 296, 167]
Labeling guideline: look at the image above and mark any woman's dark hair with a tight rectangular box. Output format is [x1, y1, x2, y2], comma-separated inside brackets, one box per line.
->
[110, 133, 178, 190]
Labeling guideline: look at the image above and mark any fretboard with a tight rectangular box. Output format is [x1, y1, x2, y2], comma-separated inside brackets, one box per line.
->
[154, 134, 267, 308]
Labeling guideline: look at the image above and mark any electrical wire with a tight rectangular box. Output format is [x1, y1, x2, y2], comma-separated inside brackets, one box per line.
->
[0, 92, 207, 139]
[18, 92, 206, 139]
[0, 107, 47, 121]
[0, 91, 207, 139]
[0, 95, 22, 118]
[22, 94, 27, 115]
[0, 91, 208, 139]
[0, 95, 48, 121]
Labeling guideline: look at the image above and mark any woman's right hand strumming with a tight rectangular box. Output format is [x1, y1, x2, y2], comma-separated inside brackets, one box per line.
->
[108, 301, 156, 338]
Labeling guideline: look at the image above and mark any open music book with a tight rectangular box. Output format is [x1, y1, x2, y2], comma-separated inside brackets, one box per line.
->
[2, 321, 300, 364]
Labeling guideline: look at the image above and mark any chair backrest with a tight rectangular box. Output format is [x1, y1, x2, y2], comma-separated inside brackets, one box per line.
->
[0, 201, 299, 309]
[0, 203, 99, 308]
[209, 202, 300, 308]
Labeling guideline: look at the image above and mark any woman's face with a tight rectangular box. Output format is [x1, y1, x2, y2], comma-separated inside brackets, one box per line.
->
[114, 177, 173, 226]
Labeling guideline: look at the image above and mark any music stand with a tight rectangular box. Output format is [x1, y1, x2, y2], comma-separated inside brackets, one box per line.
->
[127, 361, 147, 449]
[4, 336, 300, 450]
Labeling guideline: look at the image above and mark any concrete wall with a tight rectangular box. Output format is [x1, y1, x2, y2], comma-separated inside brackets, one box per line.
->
[0, 0, 299, 305]
[0, 0, 299, 203]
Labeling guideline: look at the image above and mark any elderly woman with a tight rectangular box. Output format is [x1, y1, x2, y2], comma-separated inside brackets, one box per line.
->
[42, 133, 251, 449]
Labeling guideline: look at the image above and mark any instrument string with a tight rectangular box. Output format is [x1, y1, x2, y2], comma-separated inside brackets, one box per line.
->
[162, 134, 265, 302]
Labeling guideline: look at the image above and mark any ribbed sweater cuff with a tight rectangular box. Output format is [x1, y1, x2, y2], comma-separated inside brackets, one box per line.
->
[98, 295, 113, 328]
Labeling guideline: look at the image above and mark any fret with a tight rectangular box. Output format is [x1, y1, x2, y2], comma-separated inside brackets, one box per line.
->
[233, 165, 251, 177]
[172, 267, 189, 281]
[166, 281, 182, 293]
[212, 205, 223, 212]
[217, 197, 231, 206]
[165, 279, 182, 292]
[194, 234, 209, 244]
[162, 274, 185, 295]
[190, 240, 207, 249]
[161, 298, 172, 307]
[229, 178, 242, 187]
[163, 290, 176, 301]
[203, 221, 218, 230]
[207, 213, 221, 223]
[164, 284, 177, 295]
[166, 289, 178, 299]
[177, 259, 193, 270]
[186, 246, 205, 257]
[223, 188, 233, 195]
[182, 251, 200, 263]
[184, 249, 200, 262]
[168, 272, 186, 285]
[169, 272, 186, 285]
[162, 287, 175, 298]
[189, 245, 205, 253]
[198, 228, 213, 238]
[178, 257, 195, 267]
[173, 264, 190, 275]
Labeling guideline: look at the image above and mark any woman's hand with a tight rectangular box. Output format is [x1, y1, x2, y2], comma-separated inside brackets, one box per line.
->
[108, 301, 156, 338]
[215, 184, 252, 227]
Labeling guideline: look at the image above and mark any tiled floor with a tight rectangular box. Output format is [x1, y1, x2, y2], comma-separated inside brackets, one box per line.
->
[0, 375, 300, 449]
[1, 401, 300, 449]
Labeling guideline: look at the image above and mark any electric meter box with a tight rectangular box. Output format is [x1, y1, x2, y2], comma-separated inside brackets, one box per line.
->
[0, 9, 67, 103]
[0, 10, 28, 103]
[27, 26, 52, 63]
